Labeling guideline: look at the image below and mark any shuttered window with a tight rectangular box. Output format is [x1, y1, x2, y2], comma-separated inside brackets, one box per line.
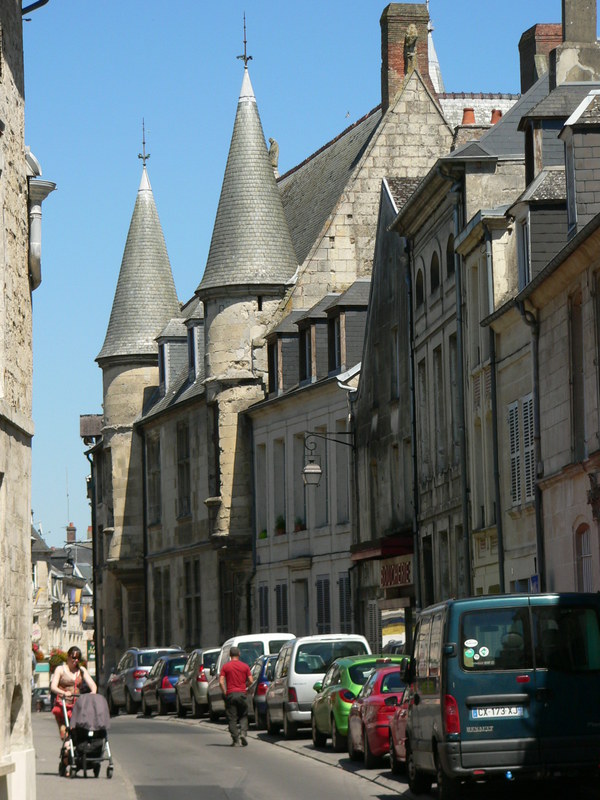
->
[338, 572, 352, 633]
[366, 600, 381, 653]
[576, 526, 593, 592]
[275, 583, 288, 632]
[523, 395, 535, 502]
[177, 422, 191, 518]
[316, 575, 331, 634]
[508, 401, 521, 505]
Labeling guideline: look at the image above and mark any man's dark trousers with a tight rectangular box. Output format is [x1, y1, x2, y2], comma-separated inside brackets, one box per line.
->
[225, 692, 248, 743]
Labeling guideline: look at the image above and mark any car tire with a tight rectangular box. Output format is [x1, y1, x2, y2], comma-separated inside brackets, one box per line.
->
[347, 725, 361, 761]
[266, 708, 280, 735]
[158, 694, 169, 716]
[363, 727, 377, 769]
[389, 733, 403, 775]
[176, 695, 187, 718]
[436, 750, 459, 800]
[406, 741, 432, 795]
[142, 696, 152, 717]
[282, 710, 298, 740]
[311, 713, 327, 748]
[106, 691, 118, 717]
[191, 694, 203, 719]
[331, 716, 347, 753]
[125, 691, 139, 715]
[207, 698, 220, 722]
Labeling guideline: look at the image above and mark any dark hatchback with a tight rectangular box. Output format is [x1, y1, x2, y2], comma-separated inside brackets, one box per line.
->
[247, 654, 277, 729]
[141, 654, 187, 716]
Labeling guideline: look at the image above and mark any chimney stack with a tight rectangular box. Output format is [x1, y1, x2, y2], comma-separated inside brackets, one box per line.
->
[563, 0, 597, 43]
[518, 24, 562, 93]
[66, 522, 76, 543]
[551, 0, 600, 87]
[381, 3, 434, 112]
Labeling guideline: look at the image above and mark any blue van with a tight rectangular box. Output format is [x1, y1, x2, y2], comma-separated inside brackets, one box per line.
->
[404, 593, 600, 799]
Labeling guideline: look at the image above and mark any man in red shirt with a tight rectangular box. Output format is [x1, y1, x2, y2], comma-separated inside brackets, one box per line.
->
[219, 646, 253, 746]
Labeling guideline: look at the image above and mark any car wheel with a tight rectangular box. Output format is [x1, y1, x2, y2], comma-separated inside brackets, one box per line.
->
[331, 716, 347, 753]
[347, 724, 361, 761]
[282, 710, 298, 739]
[125, 691, 139, 715]
[176, 694, 187, 718]
[311, 713, 327, 748]
[389, 732, 403, 775]
[158, 694, 169, 716]
[436, 750, 459, 800]
[142, 696, 152, 717]
[191, 694, 203, 719]
[266, 708, 280, 735]
[106, 691, 118, 717]
[363, 727, 377, 769]
[207, 698, 220, 722]
[406, 740, 432, 795]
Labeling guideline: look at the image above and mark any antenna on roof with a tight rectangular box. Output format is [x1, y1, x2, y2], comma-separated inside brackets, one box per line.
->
[237, 13, 253, 67]
[138, 119, 150, 167]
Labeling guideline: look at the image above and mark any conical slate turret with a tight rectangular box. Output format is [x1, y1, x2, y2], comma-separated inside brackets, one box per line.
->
[196, 68, 298, 296]
[97, 167, 180, 362]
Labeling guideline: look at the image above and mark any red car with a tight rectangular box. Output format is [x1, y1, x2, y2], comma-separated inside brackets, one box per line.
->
[347, 665, 406, 768]
[388, 685, 410, 774]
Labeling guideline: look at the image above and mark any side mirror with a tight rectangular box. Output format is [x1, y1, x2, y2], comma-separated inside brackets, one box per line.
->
[312, 681, 323, 693]
[384, 695, 398, 707]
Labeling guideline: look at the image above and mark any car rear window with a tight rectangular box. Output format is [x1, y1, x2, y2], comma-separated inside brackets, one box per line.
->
[238, 641, 266, 665]
[533, 605, 600, 672]
[167, 657, 187, 675]
[380, 671, 404, 693]
[348, 663, 379, 685]
[268, 639, 291, 654]
[295, 641, 368, 674]
[203, 650, 219, 670]
[138, 652, 160, 667]
[461, 608, 532, 671]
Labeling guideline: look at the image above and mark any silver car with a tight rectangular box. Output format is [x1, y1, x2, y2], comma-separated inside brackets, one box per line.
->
[175, 647, 220, 718]
[106, 647, 183, 715]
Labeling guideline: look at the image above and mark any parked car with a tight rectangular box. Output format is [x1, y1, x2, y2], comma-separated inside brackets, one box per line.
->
[311, 655, 408, 751]
[141, 653, 188, 716]
[403, 593, 600, 800]
[206, 632, 294, 721]
[266, 634, 371, 739]
[106, 646, 183, 715]
[32, 686, 52, 712]
[175, 647, 220, 718]
[247, 654, 277, 729]
[388, 684, 410, 775]
[347, 664, 406, 768]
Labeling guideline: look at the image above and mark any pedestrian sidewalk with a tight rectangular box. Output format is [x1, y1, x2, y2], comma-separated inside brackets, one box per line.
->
[33, 711, 134, 799]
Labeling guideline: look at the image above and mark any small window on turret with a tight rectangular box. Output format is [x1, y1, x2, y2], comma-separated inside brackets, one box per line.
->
[257, 296, 263, 311]
[158, 343, 167, 395]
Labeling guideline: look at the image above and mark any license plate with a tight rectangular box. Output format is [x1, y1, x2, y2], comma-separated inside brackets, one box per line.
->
[471, 706, 524, 719]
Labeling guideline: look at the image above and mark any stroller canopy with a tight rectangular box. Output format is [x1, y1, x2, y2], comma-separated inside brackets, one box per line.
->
[70, 694, 111, 731]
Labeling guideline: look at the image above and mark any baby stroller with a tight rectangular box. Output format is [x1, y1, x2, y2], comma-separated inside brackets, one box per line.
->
[59, 693, 114, 779]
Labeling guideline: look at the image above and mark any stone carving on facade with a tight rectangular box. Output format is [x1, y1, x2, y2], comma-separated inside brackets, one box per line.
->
[405, 24, 419, 72]
[268, 137, 279, 177]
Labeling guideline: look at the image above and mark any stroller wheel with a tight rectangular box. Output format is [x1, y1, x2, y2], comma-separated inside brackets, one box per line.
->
[93, 763, 101, 778]
[107, 765, 114, 779]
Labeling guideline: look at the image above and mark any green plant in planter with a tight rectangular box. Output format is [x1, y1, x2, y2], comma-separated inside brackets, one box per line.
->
[294, 517, 306, 532]
[275, 514, 286, 535]
[258, 529, 268, 540]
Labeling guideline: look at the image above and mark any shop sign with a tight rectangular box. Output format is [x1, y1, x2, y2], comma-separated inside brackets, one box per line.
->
[380, 555, 413, 589]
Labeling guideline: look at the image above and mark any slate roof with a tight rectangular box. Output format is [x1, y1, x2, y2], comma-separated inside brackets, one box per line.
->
[522, 82, 600, 125]
[138, 358, 206, 423]
[269, 309, 305, 336]
[97, 167, 180, 362]
[386, 177, 421, 211]
[279, 108, 382, 265]
[296, 293, 340, 323]
[449, 72, 551, 161]
[197, 68, 298, 295]
[158, 318, 187, 339]
[324, 279, 370, 311]
[520, 166, 566, 203]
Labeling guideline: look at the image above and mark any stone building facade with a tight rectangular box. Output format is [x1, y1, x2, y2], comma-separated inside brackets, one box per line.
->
[0, 1, 54, 796]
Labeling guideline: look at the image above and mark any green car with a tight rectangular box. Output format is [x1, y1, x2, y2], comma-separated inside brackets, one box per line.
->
[311, 654, 409, 752]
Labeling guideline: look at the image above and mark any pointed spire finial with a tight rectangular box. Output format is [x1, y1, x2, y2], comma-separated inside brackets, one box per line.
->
[138, 119, 150, 167]
[237, 13, 253, 67]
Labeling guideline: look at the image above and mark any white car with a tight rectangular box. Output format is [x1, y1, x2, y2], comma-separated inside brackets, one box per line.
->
[265, 634, 371, 738]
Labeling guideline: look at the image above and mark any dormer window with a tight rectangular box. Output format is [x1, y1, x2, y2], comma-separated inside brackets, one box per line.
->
[187, 327, 196, 381]
[158, 342, 167, 395]
[565, 133, 577, 233]
[268, 340, 279, 394]
[517, 214, 531, 291]
[328, 315, 342, 373]
[299, 326, 312, 382]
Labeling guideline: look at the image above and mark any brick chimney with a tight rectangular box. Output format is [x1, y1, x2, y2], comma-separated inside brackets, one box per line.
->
[381, 3, 434, 112]
[519, 24, 562, 93]
[550, 0, 600, 87]
[66, 522, 76, 543]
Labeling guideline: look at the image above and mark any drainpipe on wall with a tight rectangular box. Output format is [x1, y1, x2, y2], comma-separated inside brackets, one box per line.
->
[517, 302, 546, 592]
[28, 177, 55, 290]
[247, 421, 257, 633]
[138, 426, 150, 644]
[85, 451, 100, 683]
[404, 237, 422, 615]
[449, 181, 472, 597]
[483, 225, 505, 593]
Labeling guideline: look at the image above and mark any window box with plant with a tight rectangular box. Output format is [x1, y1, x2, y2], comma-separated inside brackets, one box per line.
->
[258, 528, 268, 540]
[274, 514, 286, 536]
[294, 517, 306, 532]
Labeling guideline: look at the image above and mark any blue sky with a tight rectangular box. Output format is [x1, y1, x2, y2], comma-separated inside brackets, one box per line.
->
[23, 0, 567, 546]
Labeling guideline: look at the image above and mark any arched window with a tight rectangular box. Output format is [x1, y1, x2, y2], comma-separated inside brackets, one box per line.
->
[416, 269, 424, 308]
[430, 252, 440, 294]
[446, 234, 455, 277]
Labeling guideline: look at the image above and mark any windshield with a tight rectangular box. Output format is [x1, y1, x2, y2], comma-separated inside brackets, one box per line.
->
[295, 641, 368, 674]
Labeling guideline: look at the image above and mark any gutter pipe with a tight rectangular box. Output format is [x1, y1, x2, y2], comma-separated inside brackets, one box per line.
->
[85, 451, 100, 683]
